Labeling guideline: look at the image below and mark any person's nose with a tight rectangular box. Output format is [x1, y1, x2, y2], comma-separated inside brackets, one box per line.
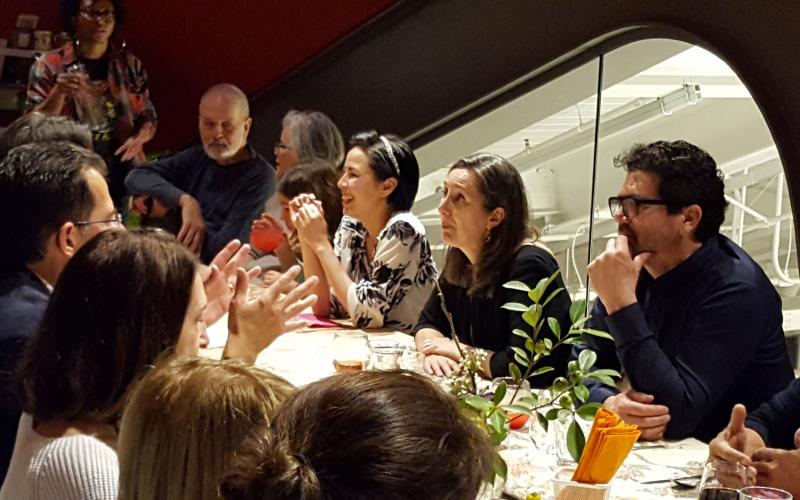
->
[437, 194, 450, 216]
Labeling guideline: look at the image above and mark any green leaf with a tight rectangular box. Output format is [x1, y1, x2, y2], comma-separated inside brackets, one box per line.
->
[503, 281, 531, 292]
[541, 286, 565, 308]
[562, 337, 585, 346]
[577, 328, 614, 341]
[463, 395, 492, 413]
[545, 408, 559, 421]
[492, 381, 507, 406]
[557, 408, 571, 424]
[508, 362, 522, 382]
[522, 304, 542, 327]
[578, 350, 597, 372]
[586, 368, 621, 378]
[490, 410, 506, 434]
[530, 366, 554, 377]
[501, 302, 529, 312]
[553, 376, 569, 393]
[574, 384, 589, 403]
[592, 374, 617, 387]
[511, 328, 530, 339]
[519, 394, 539, 406]
[576, 402, 603, 420]
[547, 317, 562, 340]
[567, 419, 586, 462]
[569, 299, 587, 324]
[529, 270, 560, 304]
[493, 452, 508, 482]
[537, 412, 549, 432]
[513, 353, 529, 367]
[543, 337, 553, 350]
[505, 404, 533, 416]
[524, 338, 534, 352]
[571, 316, 591, 329]
[511, 347, 530, 362]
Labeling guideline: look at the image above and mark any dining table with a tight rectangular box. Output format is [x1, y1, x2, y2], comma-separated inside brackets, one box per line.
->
[201, 313, 709, 500]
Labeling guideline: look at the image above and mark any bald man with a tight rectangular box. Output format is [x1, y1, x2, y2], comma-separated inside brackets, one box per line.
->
[125, 83, 274, 262]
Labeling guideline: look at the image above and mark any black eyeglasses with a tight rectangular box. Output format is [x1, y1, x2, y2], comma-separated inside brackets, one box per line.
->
[72, 213, 123, 227]
[608, 196, 671, 219]
[79, 9, 115, 22]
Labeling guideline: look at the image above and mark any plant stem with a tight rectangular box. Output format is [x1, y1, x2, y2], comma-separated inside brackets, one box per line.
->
[434, 279, 477, 394]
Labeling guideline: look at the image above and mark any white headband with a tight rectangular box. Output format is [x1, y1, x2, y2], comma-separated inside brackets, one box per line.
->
[379, 135, 400, 177]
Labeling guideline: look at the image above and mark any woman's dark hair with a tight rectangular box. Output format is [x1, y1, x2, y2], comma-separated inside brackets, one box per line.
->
[61, 0, 127, 34]
[442, 153, 534, 297]
[348, 131, 419, 212]
[614, 140, 727, 242]
[220, 371, 494, 500]
[278, 160, 343, 240]
[17, 229, 197, 424]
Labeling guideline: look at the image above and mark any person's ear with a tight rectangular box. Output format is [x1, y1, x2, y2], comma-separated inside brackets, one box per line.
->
[681, 204, 703, 239]
[242, 117, 253, 139]
[487, 207, 505, 230]
[55, 222, 81, 258]
[379, 177, 399, 199]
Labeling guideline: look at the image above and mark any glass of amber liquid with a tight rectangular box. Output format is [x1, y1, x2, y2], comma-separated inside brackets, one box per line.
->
[333, 331, 369, 373]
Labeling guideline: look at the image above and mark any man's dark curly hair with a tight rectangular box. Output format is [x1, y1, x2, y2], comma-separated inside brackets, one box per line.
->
[614, 140, 727, 242]
[61, 0, 127, 34]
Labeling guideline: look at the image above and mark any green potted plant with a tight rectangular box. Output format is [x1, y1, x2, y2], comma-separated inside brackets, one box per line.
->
[438, 271, 620, 485]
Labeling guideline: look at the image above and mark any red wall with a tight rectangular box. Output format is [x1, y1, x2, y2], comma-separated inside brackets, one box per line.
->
[0, 0, 395, 150]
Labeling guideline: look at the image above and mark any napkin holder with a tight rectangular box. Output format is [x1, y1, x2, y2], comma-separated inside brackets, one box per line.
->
[553, 467, 611, 500]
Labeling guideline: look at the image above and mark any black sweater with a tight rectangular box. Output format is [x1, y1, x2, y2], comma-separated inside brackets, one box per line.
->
[414, 245, 572, 387]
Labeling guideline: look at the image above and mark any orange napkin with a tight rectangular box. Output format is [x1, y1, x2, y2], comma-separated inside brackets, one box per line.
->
[571, 408, 640, 484]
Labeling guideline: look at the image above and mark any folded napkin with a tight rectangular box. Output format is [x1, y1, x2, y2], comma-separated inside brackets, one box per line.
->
[571, 408, 641, 484]
[295, 313, 341, 328]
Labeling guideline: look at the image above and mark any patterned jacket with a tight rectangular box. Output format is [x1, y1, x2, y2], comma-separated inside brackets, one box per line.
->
[26, 41, 157, 143]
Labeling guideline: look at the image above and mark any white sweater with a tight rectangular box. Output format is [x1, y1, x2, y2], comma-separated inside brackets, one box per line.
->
[0, 413, 118, 500]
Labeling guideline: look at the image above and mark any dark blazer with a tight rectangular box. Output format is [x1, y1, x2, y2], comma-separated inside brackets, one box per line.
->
[0, 267, 49, 482]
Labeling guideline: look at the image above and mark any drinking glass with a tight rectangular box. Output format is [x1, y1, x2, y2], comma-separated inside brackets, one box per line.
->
[332, 331, 369, 373]
[367, 339, 403, 371]
[738, 486, 793, 499]
[400, 346, 425, 372]
[699, 460, 750, 499]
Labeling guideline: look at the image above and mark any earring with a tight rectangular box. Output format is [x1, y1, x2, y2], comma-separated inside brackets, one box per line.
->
[484, 228, 491, 243]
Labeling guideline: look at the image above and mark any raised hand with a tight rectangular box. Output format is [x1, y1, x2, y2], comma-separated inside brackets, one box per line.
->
[587, 234, 651, 313]
[604, 390, 670, 440]
[223, 265, 318, 363]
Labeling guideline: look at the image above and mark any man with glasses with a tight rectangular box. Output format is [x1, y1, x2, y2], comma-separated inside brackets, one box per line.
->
[0, 141, 118, 479]
[576, 140, 793, 442]
[125, 83, 274, 263]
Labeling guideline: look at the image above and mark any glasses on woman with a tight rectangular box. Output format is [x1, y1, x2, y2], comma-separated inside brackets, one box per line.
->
[608, 196, 671, 220]
[79, 9, 115, 23]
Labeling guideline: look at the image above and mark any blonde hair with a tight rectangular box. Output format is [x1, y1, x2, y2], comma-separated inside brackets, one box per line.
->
[118, 357, 294, 500]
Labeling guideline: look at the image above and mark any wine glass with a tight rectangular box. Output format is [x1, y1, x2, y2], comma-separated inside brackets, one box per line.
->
[738, 486, 793, 499]
[698, 460, 750, 499]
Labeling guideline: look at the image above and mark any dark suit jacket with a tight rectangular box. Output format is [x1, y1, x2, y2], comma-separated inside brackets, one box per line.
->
[0, 267, 49, 482]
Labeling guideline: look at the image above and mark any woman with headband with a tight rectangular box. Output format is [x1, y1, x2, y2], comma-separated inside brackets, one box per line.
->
[291, 131, 436, 333]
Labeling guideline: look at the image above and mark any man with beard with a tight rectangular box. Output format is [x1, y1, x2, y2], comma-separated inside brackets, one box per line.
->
[575, 140, 793, 442]
[125, 83, 274, 263]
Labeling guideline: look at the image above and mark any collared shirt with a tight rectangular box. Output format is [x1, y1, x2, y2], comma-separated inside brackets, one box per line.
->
[577, 234, 794, 442]
[26, 41, 157, 146]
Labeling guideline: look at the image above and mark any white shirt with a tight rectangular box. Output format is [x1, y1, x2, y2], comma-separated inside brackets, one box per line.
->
[0, 414, 118, 500]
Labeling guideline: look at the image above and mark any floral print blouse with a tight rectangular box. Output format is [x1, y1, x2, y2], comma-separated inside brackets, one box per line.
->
[331, 212, 437, 333]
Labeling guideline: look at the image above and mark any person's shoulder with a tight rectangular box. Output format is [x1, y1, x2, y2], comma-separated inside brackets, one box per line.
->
[338, 215, 365, 235]
[30, 435, 118, 497]
[382, 212, 426, 238]
[0, 270, 49, 339]
[511, 244, 559, 276]
[707, 235, 774, 289]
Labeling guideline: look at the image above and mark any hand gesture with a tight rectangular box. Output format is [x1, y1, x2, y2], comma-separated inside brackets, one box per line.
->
[223, 265, 318, 363]
[201, 239, 261, 325]
[420, 337, 460, 360]
[423, 354, 460, 377]
[54, 72, 88, 98]
[604, 390, 670, 440]
[114, 133, 147, 163]
[752, 447, 800, 496]
[587, 234, 651, 313]
[290, 194, 329, 250]
[177, 195, 206, 254]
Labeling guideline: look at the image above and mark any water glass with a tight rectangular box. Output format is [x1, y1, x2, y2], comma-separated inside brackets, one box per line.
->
[332, 331, 369, 373]
[400, 346, 425, 372]
[738, 486, 793, 499]
[367, 339, 403, 371]
[699, 460, 751, 499]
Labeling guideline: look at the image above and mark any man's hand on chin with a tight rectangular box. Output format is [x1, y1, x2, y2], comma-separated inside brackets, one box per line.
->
[604, 390, 670, 440]
[587, 234, 650, 314]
